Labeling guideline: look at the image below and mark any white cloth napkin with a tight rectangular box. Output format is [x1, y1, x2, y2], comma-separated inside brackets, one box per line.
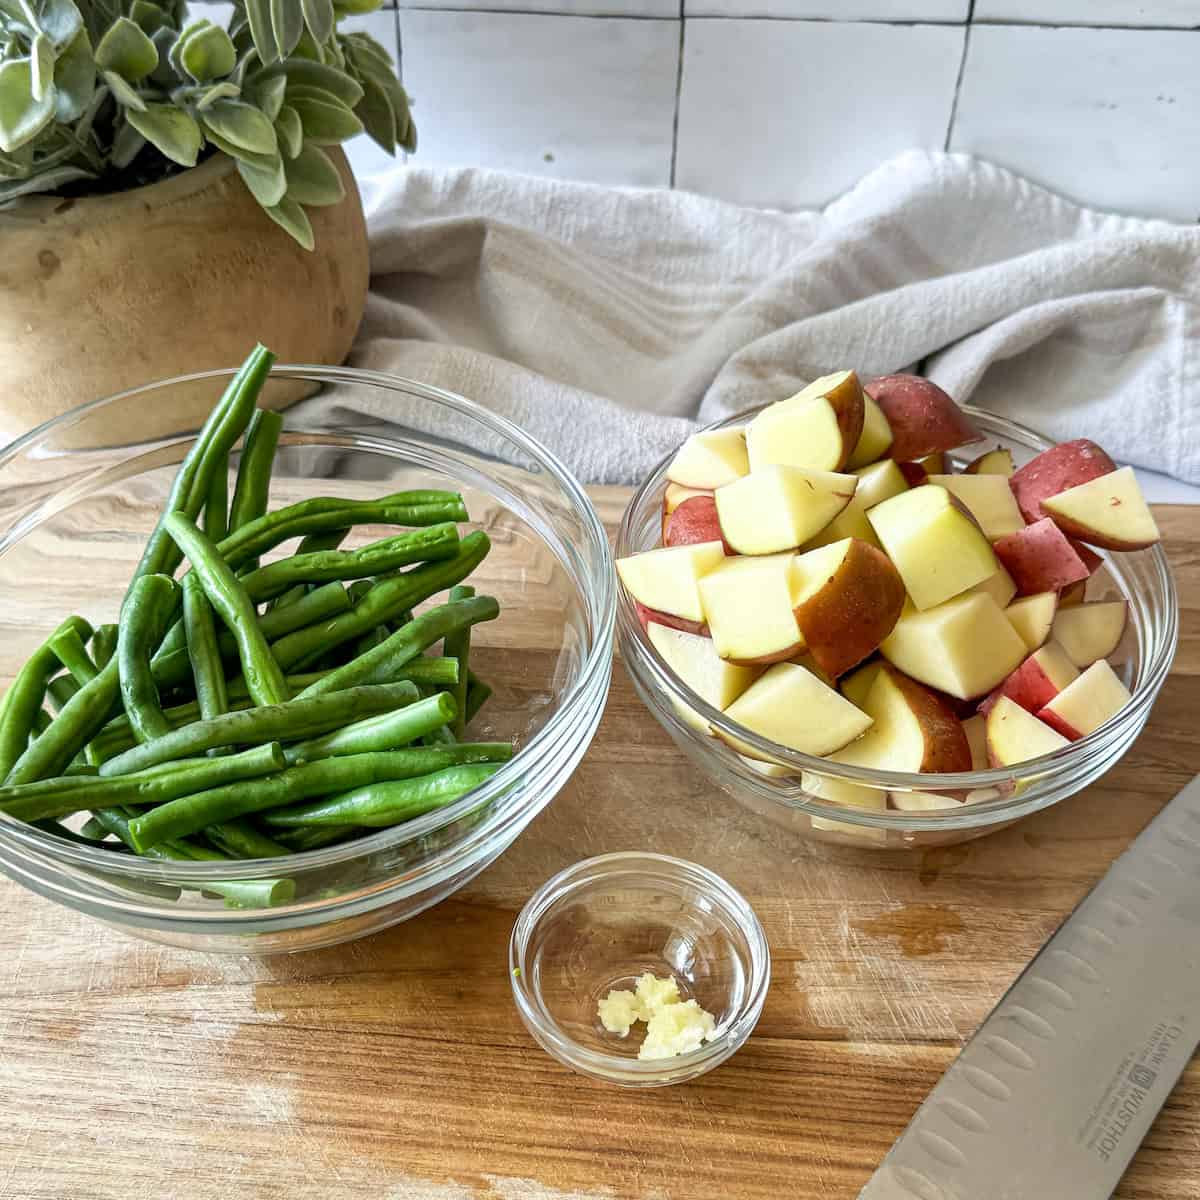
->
[331, 150, 1200, 486]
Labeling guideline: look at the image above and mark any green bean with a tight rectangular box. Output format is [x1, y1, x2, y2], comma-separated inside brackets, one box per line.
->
[51, 628, 99, 686]
[0, 616, 95, 783]
[182, 572, 229, 732]
[203, 461, 229, 544]
[163, 514, 289, 707]
[228, 409, 284, 536]
[267, 528, 350, 612]
[46, 675, 80, 714]
[272, 534, 492, 674]
[464, 673, 493, 725]
[91, 808, 295, 908]
[31, 709, 53, 737]
[215, 491, 468, 572]
[275, 824, 356, 851]
[99, 681, 422, 776]
[4, 659, 122, 785]
[80, 816, 111, 841]
[0, 744, 287, 822]
[204, 819, 291, 859]
[298, 595, 499, 699]
[422, 723, 458, 748]
[240, 525, 461, 602]
[152, 581, 352, 691]
[31, 818, 130, 849]
[283, 691, 453, 764]
[129, 344, 273, 585]
[129, 744, 513, 850]
[265, 763, 505, 828]
[444, 585, 474, 737]
[90, 625, 119, 671]
[118, 574, 182, 743]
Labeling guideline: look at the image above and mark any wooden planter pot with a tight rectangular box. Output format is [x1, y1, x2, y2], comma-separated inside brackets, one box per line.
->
[0, 147, 369, 445]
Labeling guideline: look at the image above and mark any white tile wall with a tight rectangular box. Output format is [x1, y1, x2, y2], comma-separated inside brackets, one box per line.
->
[396, 10, 680, 186]
[686, 0, 967, 18]
[975, 1, 1200, 27]
[399, 0, 678, 14]
[951, 24, 1200, 222]
[675, 18, 964, 208]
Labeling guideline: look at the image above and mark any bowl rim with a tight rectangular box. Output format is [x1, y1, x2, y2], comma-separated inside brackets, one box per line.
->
[615, 403, 1179, 820]
[0, 363, 616, 887]
[508, 851, 771, 1083]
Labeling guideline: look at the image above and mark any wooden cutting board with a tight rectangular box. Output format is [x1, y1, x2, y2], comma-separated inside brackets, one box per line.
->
[1, 493, 1197, 1200]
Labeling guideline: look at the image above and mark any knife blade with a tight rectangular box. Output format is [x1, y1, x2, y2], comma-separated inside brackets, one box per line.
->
[860, 773, 1200, 1200]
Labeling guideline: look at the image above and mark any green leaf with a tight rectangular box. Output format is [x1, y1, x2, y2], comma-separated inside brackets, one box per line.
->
[167, 18, 208, 75]
[101, 68, 146, 111]
[0, 0, 37, 31]
[263, 193, 313, 250]
[270, 0, 303, 61]
[290, 26, 323, 62]
[235, 150, 285, 206]
[129, 0, 170, 36]
[52, 26, 94, 120]
[332, 0, 380, 14]
[111, 117, 144, 166]
[399, 111, 415, 154]
[0, 58, 56, 152]
[242, 0, 277, 66]
[299, 0, 332, 48]
[0, 162, 93, 198]
[38, 0, 83, 47]
[273, 102, 300, 157]
[194, 80, 239, 110]
[94, 16, 158, 81]
[202, 97, 277, 155]
[201, 123, 277, 168]
[147, 25, 177, 85]
[180, 23, 236, 81]
[30, 33, 54, 101]
[264, 57, 361, 106]
[250, 71, 286, 120]
[289, 93, 360, 144]
[353, 68, 393, 156]
[283, 140, 341, 205]
[127, 102, 200, 166]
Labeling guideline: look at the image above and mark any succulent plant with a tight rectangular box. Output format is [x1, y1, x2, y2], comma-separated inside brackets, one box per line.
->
[0, 0, 415, 247]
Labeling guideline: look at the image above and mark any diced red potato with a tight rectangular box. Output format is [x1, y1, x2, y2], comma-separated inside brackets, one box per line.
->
[661, 484, 712, 539]
[896, 461, 928, 487]
[1058, 579, 1087, 608]
[961, 714, 988, 770]
[1070, 539, 1104, 575]
[992, 518, 1091, 595]
[917, 451, 946, 474]
[634, 601, 708, 638]
[663, 496, 732, 554]
[1040, 466, 1161, 551]
[863, 374, 984, 461]
[964, 447, 1015, 477]
[1051, 600, 1128, 668]
[1037, 659, 1132, 740]
[1008, 438, 1117, 524]
[978, 641, 1079, 716]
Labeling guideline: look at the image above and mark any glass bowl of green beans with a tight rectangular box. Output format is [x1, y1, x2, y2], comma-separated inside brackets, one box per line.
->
[0, 361, 614, 954]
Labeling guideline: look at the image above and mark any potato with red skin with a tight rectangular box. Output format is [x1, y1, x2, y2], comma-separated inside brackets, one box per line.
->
[978, 641, 1079, 716]
[1008, 438, 1117, 524]
[992, 518, 1091, 595]
[1070, 539, 1104, 575]
[896, 461, 928, 487]
[661, 484, 711, 542]
[863, 375, 984, 461]
[790, 539, 906, 679]
[664, 496, 732, 553]
[634, 601, 707, 638]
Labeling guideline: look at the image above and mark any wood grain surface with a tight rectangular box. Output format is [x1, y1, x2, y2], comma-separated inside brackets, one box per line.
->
[0, 494, 1197, 1200]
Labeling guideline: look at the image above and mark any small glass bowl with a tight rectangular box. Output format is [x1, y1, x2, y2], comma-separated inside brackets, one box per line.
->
[509, 852, 770, 1087]
[616, 407, 1178, 851]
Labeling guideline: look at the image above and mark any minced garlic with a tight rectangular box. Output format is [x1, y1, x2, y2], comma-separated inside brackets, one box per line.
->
[597, 972, 717, 1060]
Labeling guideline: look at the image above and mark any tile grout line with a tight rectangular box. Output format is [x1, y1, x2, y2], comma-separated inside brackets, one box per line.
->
[943, 0, 975, 151]
[668, 4, 685, 188]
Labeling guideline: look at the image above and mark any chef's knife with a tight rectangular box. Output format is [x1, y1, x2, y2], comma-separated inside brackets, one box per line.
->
[860, 772, 1200, 1199]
